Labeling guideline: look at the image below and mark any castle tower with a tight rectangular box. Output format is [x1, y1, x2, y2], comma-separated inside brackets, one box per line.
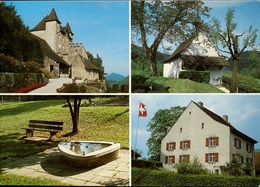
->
[31, 8, 61, 52]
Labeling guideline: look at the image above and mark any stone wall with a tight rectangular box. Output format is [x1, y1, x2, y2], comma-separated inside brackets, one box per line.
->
[0, 73, 48, 92]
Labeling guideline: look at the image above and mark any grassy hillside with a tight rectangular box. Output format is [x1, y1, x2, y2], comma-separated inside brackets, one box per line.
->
[148, 76, 224, 93]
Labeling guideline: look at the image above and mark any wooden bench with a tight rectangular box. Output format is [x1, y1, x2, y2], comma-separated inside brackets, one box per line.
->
[22, 120, 63, 140]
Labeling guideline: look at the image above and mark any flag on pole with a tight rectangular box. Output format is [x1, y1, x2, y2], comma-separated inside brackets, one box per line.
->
[139, 102, 147, 117]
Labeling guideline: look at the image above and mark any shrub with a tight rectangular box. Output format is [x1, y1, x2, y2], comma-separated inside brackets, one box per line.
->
[174, 156, 209, 175]
[132, 159, 162, 169]
[132, 167, 260, 186]
[0, 54, 41, 73]
[179, 70, 210, 83]
[222, 75, 260, 93]
[40, 68, 52, 79]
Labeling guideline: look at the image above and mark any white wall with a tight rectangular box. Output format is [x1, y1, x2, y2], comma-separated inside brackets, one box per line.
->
[161, 101, 231, 173]
[182, 33, 221, 57]
[163, 59, 182, 78]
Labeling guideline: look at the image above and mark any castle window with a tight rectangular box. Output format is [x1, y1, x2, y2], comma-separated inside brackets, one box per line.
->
[180, 128, 182, 132]
[201, 123, 204, 129]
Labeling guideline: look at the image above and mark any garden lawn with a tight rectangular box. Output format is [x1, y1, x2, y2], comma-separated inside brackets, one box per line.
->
[0, 98, 129, 160]
[148, 76, 224, 93]
[0, 173, 71, 186]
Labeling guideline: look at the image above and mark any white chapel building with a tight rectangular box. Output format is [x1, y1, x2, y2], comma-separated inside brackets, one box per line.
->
[160, 101, 257, 175]
[163, 32, 230, 85]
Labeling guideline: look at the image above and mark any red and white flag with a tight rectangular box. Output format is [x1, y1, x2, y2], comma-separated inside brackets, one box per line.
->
[139, 102, 147, 117]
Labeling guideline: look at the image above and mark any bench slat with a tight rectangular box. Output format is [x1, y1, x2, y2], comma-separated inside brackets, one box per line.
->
[22, 120, 64, 140]
[29, 120, 63, 126]
[23, 127, 59, 132]
[28, 124, 63, 131]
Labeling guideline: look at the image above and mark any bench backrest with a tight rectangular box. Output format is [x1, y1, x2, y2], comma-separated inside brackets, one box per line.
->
[29, 120, 63, 131]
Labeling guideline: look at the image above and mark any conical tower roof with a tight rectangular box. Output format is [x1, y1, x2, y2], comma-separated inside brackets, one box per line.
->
[45, 8, 61, 23]
[31, 8, 61, 31]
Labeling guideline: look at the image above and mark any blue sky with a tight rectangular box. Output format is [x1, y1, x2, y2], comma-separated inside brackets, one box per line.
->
[131, 94, 260, 158]
[204, 1, 260, 53]
[7, 1, 129, 77]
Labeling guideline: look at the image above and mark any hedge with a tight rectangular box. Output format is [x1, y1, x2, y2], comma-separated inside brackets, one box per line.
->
[222, 75, 260, 93]
[179, 70, 210, 84]
[132, 167, 260, 186]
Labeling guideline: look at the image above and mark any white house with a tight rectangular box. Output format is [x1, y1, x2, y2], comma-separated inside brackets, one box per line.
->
[163, 32, 230, 85]
[160, 101, 257, 175]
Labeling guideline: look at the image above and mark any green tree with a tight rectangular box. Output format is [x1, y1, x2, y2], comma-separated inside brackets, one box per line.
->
[87, 52, 105, 80]
[147, 106, 186, 161]
[0, 2, 43, 64]
[211, 8, 257, 93]
[131, 0, 210, 76]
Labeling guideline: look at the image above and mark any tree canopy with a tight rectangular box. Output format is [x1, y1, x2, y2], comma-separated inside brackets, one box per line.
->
[0, 2, 44, 64]
[131, 0, 211, 76]
[146, 106, 186, 161]
[210, 8, 258, 93]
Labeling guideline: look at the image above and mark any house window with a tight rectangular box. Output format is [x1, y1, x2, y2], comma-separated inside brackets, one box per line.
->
[234, 138, 241, 149]
[205, 153, 219, 163]
[180, 140, 191, 149]
[166, 142, 176, 151]
[179, 155, 190, 162]
[246, 143, 252, 153]
[165, 156, 175, 165]
[233, 154, 243, 164]
[206, 137, 219, 147]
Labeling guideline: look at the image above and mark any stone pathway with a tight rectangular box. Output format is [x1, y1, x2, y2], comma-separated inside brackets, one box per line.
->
[0, 147, 130, 186]
[29, 78, 84, 93]
[215, 85, 230, 93]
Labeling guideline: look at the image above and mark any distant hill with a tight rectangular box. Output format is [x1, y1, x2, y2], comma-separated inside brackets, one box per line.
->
[106, 73, 125, 82]
[227, 50, 260, 79]
[118, 76, 129, 86]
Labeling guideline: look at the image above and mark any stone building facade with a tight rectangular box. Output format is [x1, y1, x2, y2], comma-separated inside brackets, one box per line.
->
[30, 8, 100, 80]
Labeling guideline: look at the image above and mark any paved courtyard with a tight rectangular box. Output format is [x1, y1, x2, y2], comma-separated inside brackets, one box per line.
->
[0, 147, 130, 186]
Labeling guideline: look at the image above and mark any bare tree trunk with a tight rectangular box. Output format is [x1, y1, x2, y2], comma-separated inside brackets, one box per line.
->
[67, 96, 82, 134]
[230, 57, 239, 93]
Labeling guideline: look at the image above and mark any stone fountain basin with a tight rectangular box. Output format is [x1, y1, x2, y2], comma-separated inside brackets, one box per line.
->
[58, 141, 120, 168]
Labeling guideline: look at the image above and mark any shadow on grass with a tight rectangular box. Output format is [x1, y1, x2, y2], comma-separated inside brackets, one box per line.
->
[105, 108, 129, 123]
[0, 99, 65, 118]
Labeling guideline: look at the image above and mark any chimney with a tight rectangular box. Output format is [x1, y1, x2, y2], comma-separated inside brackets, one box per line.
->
[198, 102, 203, 108]
[223, 115, 228, 122]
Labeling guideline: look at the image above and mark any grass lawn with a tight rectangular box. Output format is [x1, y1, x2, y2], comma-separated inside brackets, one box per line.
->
[0, 96, 129, 185]
[0, 97, 129, 160]
[0, 173, 71, 186]
[148, 76, 224, 93]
